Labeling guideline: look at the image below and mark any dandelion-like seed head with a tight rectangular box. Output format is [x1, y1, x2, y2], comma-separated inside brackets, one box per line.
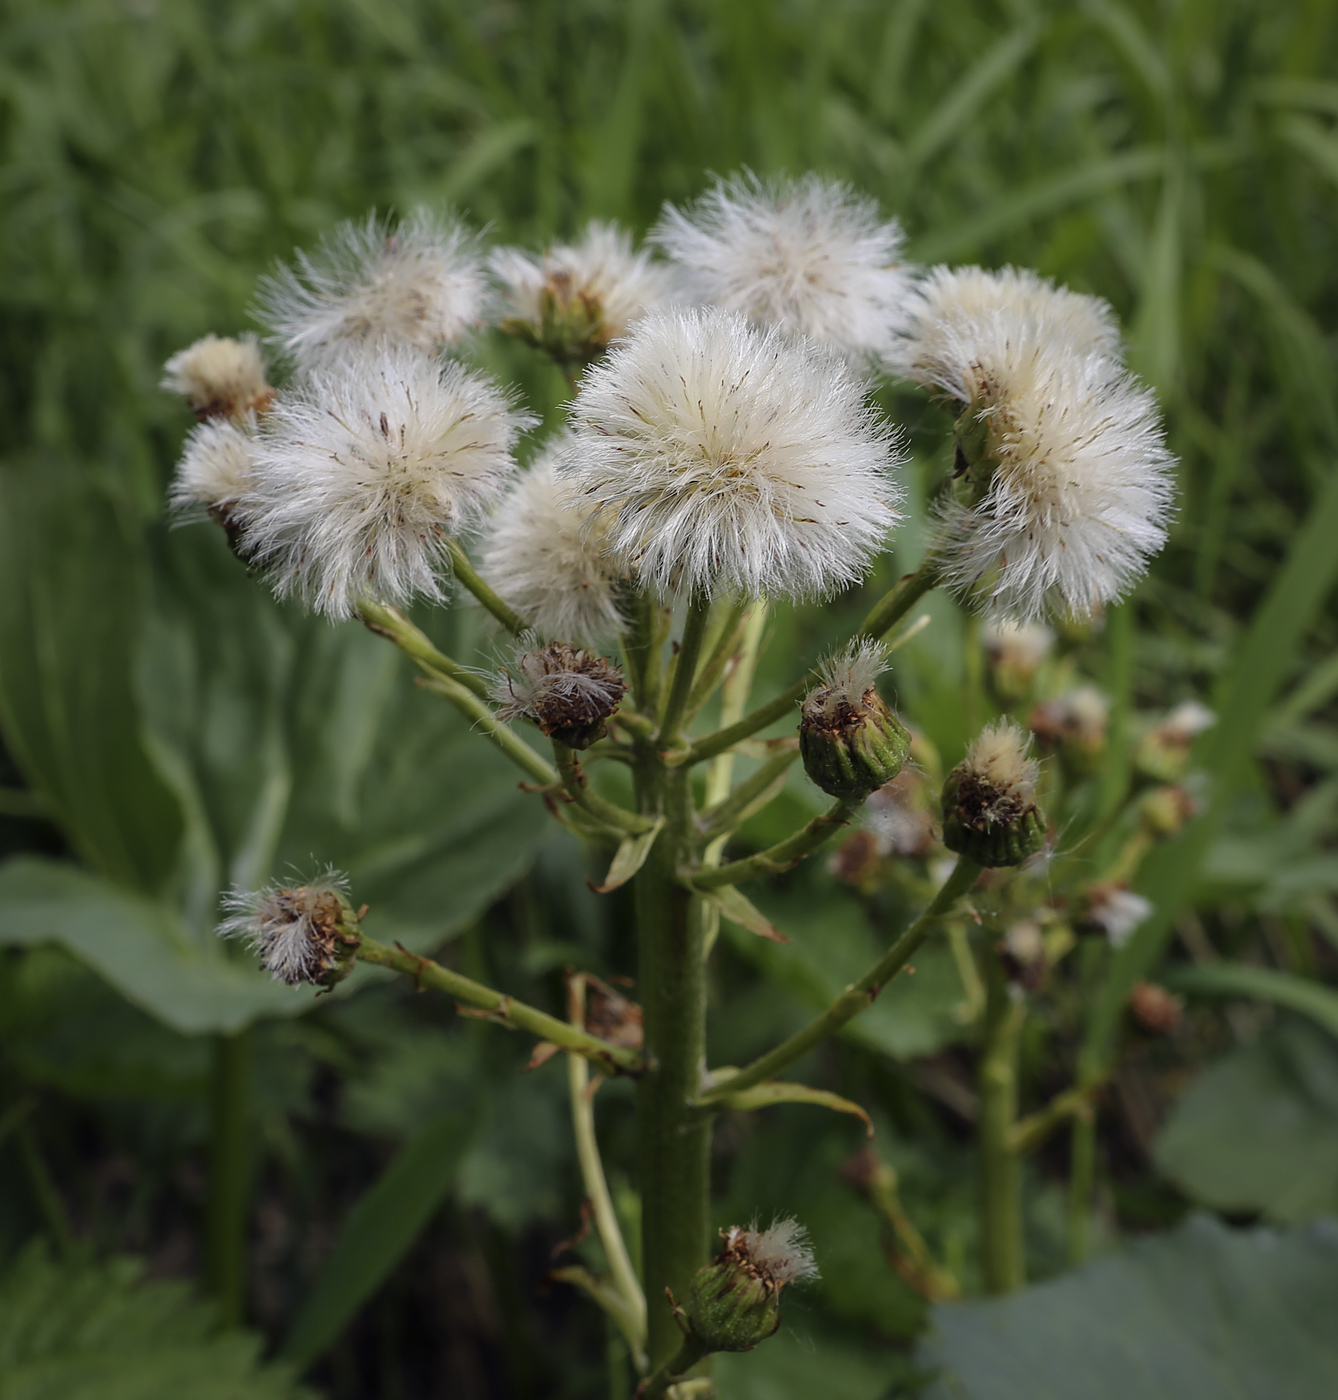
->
[161, 334, 273, 420]
[219, 869, 359, 986]
[490, 221, 673, 363]
[257, 210, 487, 369]
[239, 346, 529, 619]
[720, 1218, 819, 1290]
[805, 639, 890, 724]
[563, 306, 903, 601]
[1082, 883, 1152, 950]
[653, 171, 916, 367]
[171, 415, 257, 523]
[478, 436, 628, 646]
[893, 264, 1122, 385]
[492, 640, 627, 748]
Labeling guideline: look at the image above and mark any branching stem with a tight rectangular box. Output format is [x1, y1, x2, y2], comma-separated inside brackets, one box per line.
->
[446, 537, 525, 634]
[690, 799, 856, 889]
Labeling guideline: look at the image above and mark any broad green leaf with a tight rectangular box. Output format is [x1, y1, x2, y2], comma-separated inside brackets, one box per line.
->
[0, 457, 182, 892]
[1160, 963, 1338, 1040]
[0, 1243, 312, 1399]
[0, 857, 305, 1035]
[919, 1215, 1338, 1399]
[1154, 1020, 1338, 1224]
[282, 1106, 476, 1370]
[714, 1327, 904, 1400]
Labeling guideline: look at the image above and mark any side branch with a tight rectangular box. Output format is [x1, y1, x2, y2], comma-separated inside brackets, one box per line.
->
[689, 798, 856, 889]
[355, 936, 645, 1075]
[358, 598, 489, 697]
[555, 744, 660, 835]
[858, 555, 940, 641]
[447, 538, 526, 634]
[694, 859, 981, 1103]
[679, 678, 808, 766]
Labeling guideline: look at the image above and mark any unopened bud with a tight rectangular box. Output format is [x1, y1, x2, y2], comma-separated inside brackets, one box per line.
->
[941, 722, 1046, 867]
[1028, 685, 1109, 779]
[220, 870, 361, 987]
[983, 620, 1054, 703]
[493, 641, 626, 749]
[161, 334, 274, 421]
[1133, 702, 1215, 785]
[1139, 784, 1196, 837]
[685, 1220, 818, 1354]
[800, 641, 910, 802]
[1128, 980, 1183, 1034]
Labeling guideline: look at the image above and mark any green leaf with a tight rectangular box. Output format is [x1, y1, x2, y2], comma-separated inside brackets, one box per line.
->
[0, 1243, 312, 1399]
[0, 457, 182, 892]
[919, 1215, 1338, 1399]
[710, 1077, 874, 1137]
[1154, 1020, 1338, 1224]
[591, 817, 665, 893]
[0, 857, 306, 1036]
[281, 1106, 476, 1371]
[1160, 963, 1338, 1040]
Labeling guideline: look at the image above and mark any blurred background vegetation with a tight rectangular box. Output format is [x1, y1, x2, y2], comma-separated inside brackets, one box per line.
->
[3, 0, 1338, 1396]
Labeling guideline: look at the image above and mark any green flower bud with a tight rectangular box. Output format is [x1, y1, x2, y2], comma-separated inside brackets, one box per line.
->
[982, 619, 1054, 705]
[220, 870, 362, 988]
[1028, 685, 1109, 781]
[800, 641, 910, 802]
[941, 722, 1047, 867]
[685, 1220, 818, 1354]
[1133, 701, 1214, 785]
[493, 641, 627, 750]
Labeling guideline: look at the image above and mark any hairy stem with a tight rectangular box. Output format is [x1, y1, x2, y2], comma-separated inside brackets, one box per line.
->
[658, 596, 713, 745]
[358, 599, 489, 697]
[356, 936, 645, 1075]
[568, 979, 648, 1369]
[446, 537, 525, 634]
[696, 859, 981, 1104]
[979, 955, 1026, 1294]
[633, 758, 712, 1369]
[690, 799, 856, 889]
[207, 1029, 252, 1326]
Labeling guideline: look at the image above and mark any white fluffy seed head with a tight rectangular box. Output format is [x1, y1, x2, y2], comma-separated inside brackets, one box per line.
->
[161, 334, 272, 420]
[1084, 884, 1152, 949]
[653, 171, 916, 367]
[562, 305, 903, 601]
[961, 721, 1040, 817]
[489, 221, 674, 346]
[893, 264, 1122, 383]
[1031, 685, 1110, 751]
[478, 437, 627, 646]
[219, 869, 352, 985]
[239, 346, 530, 619]
[171, 415, 257, 518]
[932, 324, 1176, 620]
[257, 210, 487, 369]
[806, 638, 890, 720]
[720, 1219, 819, 1289]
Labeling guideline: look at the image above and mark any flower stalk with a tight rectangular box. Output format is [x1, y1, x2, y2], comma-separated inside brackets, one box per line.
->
[979, 952, 1026, 1293]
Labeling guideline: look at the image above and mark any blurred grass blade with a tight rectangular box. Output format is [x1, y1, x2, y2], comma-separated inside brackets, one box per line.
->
[1130, 152, 1184, 391]
[281, 1108, 477, 1371]
[1161, 964, 1338, 1040]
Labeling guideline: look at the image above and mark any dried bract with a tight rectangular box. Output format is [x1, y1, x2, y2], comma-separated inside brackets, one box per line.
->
[493, 641, 627, 749]
[220, 870, 360, 987]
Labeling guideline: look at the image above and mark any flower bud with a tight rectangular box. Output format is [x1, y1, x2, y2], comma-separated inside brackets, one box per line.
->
[685, 1220, 817, 1354]
[220, 870, 361, 987]
[1128, 981, 1183, 1034]
[493, 641, 627, 749]
[940, 722, 1046, 867]
[982, 619, 1054, 704]
[1139, 783, 1196, 838]
[1028, 685, 1109, 780]
[1133, 701, 1214, 785]
[800, 641, 910, 802]
[1078, 882, 1151, 950]
[161, 334, 273, 421]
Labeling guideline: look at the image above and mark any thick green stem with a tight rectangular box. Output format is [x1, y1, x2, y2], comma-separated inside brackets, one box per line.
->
[447, 537, 525, 634]
[658, 596, 713, 745]
[858, 556, 941, 640]
[1066, 1109, 1097, 1266]
[696, 859, 981, 1104]
[356, 936, 645, 1075]
[634, 759, 712, 1370]
[639, 1335, 711, 1400]
[207, 1029, 252, 1327]
[979, 956, 1026, 1294]
[684, 599, 750, 719]
[691, 799, 856, 889]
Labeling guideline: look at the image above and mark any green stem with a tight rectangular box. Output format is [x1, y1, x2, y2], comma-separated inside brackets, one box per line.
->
[684, 599, 750, 719]
[658, 596, 713, 745]
[639, 1335, 710, 1400]
[447, 537, 525, 634]
[358, 599, 489, 698]
[356, 936, 646, 1075]
[696, 859, 980, 1104]
[681, 679, 808, 766]
[414, 674, 558, 786]
[1011, 1086, 1095, 1156]
[555, 744, 660, 834]
[17, 1120, 74, 1258]
[691, 799, 856, 889]
[1066, 1109, 1097, 1266]
[698, 747, 800, 842]
[858, 556, 941, 640]
[633, 759, 712, 1368]
[979, 955, 1026, 1294]
[207, 1029, 252, 1326]
[702, 603, 770, 816]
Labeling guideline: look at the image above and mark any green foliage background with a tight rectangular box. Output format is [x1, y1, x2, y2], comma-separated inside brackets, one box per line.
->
[3, 1, 1338, 1397]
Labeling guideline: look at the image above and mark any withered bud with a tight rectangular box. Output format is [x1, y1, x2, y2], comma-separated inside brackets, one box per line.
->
[1128, 980, 1184, 1034]
[982, 619, 1054, 703]
[941, 722, 1046, 867]
[685, 1219, 818, 1354]
[1139, 784, 1197, 838]
[800, 641, 910, 802]
[220, 870, 361, 987]
[493, 641, 626, 749]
